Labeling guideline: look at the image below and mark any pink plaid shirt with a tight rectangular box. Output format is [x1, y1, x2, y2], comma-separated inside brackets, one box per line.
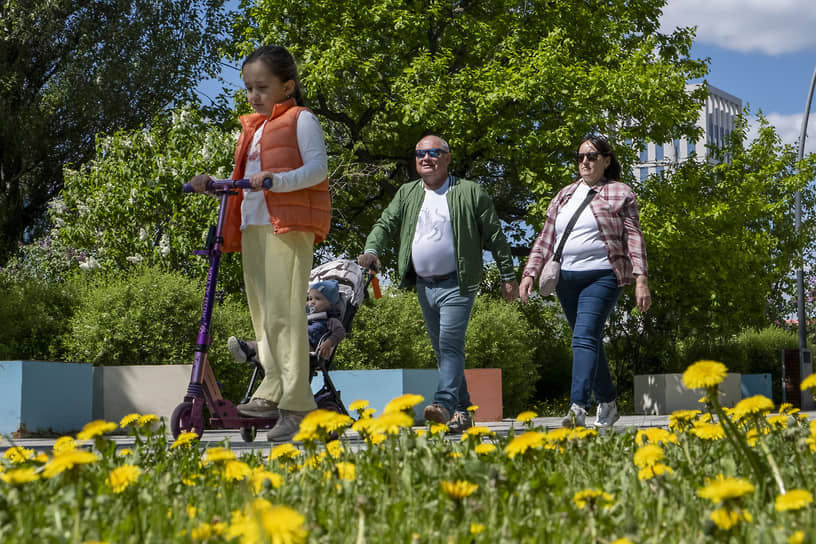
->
[523, 178, 648, 286]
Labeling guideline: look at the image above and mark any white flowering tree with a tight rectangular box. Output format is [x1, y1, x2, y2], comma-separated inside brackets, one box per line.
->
[51, 107, 245, 290]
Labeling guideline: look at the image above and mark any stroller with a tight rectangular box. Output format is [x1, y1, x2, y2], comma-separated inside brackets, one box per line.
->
[172, 178, 377, 442]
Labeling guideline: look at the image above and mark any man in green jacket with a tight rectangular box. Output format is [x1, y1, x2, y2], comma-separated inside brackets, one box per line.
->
[358, 133, 518, 432]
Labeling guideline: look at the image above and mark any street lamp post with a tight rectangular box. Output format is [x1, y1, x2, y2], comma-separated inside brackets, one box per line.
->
[795, 66, 816, 354]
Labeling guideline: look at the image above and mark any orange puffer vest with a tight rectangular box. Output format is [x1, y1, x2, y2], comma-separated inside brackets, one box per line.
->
[221, 99, 331, 253]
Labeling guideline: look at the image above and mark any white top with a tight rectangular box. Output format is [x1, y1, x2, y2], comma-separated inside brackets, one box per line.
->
[241, 111, 328, 229]
[555, 181, 612, 271]
[411, 177, 457, 278]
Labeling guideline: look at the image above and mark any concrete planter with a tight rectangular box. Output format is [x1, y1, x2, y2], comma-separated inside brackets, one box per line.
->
[93, 364, 193, 425]
[464, 368, 503, 422]
[634, 372, 742, 415]
[0, 361, 94, 436]
[741, 373, 772, 400]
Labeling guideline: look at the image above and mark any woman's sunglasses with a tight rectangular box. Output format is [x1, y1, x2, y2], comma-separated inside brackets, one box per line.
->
[576, 152, 604, 162]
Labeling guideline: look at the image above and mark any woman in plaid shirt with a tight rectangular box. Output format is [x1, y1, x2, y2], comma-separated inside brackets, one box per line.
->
[520, 135, 651, 429]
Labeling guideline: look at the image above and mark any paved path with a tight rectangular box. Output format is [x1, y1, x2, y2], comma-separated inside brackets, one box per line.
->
[5, 412, 813, 456]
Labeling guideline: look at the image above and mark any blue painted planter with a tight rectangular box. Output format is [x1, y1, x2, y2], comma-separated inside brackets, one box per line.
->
[311, 369, 438, 423]
[741, 373, 772, 400]
[0, 361, 94, 436]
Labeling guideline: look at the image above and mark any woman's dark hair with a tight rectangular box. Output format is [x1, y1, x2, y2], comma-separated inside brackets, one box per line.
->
[242, 45, 304, 106]
[580, 134, 621, 180]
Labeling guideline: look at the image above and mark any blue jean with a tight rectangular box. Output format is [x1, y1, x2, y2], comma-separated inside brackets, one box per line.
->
[556, 269, 622, 410]
[416, 276, 475, 415]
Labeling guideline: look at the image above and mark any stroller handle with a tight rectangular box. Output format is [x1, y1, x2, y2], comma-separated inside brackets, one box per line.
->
[182, 178, 274, 193]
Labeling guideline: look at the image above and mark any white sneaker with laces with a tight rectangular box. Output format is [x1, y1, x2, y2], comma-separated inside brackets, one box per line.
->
[561, 403, 587, 428]
[594, 400, 620, 428]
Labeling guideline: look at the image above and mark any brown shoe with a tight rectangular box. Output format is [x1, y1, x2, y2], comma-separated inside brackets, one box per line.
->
[423, 403, 451, 425]
[237, 397, 278, 418]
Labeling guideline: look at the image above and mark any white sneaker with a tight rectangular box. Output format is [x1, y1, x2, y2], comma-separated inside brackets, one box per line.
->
[561, 403, 587, 428]
[594, 400, 620, 428]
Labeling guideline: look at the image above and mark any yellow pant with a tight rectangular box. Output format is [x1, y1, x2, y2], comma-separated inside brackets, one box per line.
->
[241, 226, 316, 412]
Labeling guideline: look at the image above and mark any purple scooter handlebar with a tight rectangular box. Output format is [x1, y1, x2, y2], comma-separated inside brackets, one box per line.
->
[182, 178, 273, 193]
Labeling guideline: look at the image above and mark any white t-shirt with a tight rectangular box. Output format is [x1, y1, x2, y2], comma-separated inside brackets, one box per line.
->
[241, 111, 328, 229]
[411, 177, 457, 278]
[555, 181, 612, 271]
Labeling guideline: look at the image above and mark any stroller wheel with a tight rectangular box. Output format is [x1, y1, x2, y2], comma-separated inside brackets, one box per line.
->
[240, 426, 256, 443]
[170, 401, 204, 439]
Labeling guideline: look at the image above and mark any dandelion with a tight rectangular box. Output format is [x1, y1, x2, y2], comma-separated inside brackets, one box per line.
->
[697, 475, 755, 503]
[612, 539, 635, 544]
[573, 488, 614, 510]
[77, 420, 117, 440]
[106, 464, 141, 493]
[170, 432, 199, 449]
[226, 499, 307, 544]
[202, 447, 236, 465]
[668, 409, 701, 431]
[800, 373, 816, 391]
[474, 443, 497, 455]
[3, 446, 34, 464]
[467, 405, 478, 413]
[335, 462, 356, 481]
[731, 395, 774, 422]
[789, 530, 805, 544]
[191, 521, 228, 541]
[136, 414, 159, 427]
[635, 428, 678, 445]
[371, 411, 414, 435]
[117, 449, 134, 457]
[690, 421, 726, 441]
[119, 413, 140, 427]
[470, 523, 485, 534]
[250, 468, 283, 493]
[326, 441, 344, 459]
[516, 411, 538, 423]
[441, 480, 478, 500]
[53, 436, 77, 455]
[348, 399, 370, 412]
[709, 507, 752, 530]
[638, 463, 673, 481]
[383, 394, 423, 414]
[223, 460, 252, 482]
[297, 409, 353, 438]
[0, 467, 40, 485]
[42, 450, 99, 478]
[505, 431, 545, 458]
[633, 444, 664, 468]
[766, 414, 789, 430]
[682, 360, 727, 390]
[429, 423, 449, 435]
[775, 489, 813, 511]
[269, 443, 301, 461]
[461, 426, 494, 440]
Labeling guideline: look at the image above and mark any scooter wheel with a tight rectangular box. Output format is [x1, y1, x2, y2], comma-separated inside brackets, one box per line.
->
[240, 426, 256, 443]
[170, 401, 204, 439]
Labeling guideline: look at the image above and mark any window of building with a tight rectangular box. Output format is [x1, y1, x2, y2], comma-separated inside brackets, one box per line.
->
[639, 167, 649, 182]
[655, 144, 664, 161]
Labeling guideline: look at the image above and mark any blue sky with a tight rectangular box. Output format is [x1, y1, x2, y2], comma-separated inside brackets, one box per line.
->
[660, 0, 816, 154]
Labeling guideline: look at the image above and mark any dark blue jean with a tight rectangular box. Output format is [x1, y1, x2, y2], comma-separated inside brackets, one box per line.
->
[416, 276, 475, 415]
[556, 269, 622, 410]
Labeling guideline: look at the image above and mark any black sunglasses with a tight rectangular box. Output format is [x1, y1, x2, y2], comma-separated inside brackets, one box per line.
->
[415, 148, 448, 159]
[576, 152, 604, 162]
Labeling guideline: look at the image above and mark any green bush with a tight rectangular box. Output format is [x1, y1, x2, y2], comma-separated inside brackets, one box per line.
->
[334, 288, 539, 417]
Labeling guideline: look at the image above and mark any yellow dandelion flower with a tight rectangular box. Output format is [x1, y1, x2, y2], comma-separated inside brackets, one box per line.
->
[709, 507, 752, 530]
[298, 409, 353, 436]
[573, 488, 614, 510]
[367, 432, 386, 445]
[225, 499, 307, 544]
[779, 403, 800, 416]
[348, 399, 370, 412]
[383, 394, 424, 414]
[800, 373, 816, 391]
[633, 444, 664, 468]
[33, 452, 48, 463]
[745, 428, 759, 447]
[429, 423, 449, 435]
[293, 429, 320, 443]
[136, 414, 159, 426]
[223, 460, 252, 482]
[190, 521, 227, 541]
[202, 447, 236, 465]
[0, 467, 40, 485]
[106, 464, 140, 493]
[635, 427, 678, 445]
[362, 408, 377, 418]
[170, 431, 199, 449]
[638, 463, 673, 480]
[77, 420, 118, 441]
[789, 530, 805, 544]
[516, 411, 538, 423]
[462, 426, 494, 439]
[697, 475, 755, 503]
[415, 429, 427, 437]
[612, 539, 635, 544]
[250, 468, 283, 493]
[690, 421, 726, 441]
[448, 451, 463, 459]
[470, 523, 485, 534]
[474, 443, 497, 455]
[335, 462, 356, 481]
[731, 395, 774, 421]
[187, 504, 197, 518]
[505, 431, 546, 458]
[682, 360, 728, 390]
[53, 436, 76, 455]
[326, 441, 344, 459]
[3, 446, 34, 464]
[441, 479, 478, 500]
[569, 427, 597, 440]
[42, 450, 98, 478]
[372, 411, 414, 435]
[119, 413, 140, 427]
[668, 410, 702, 431]
[467, 405, 478, 413]
[765, 414, 789, 430]
[545, 427, 572, 443]
[775, 489, 813, 511]
[351, 417, 376, 435]
[117, 448, 134, 457]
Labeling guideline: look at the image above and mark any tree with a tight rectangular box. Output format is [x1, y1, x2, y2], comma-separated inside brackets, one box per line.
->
[0, 0, 230, 262]
[228, 0, 707, 266]
[606, 114, 816, 378]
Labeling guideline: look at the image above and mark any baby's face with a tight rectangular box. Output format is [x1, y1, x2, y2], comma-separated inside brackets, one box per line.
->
[307, 289, 332, 312]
